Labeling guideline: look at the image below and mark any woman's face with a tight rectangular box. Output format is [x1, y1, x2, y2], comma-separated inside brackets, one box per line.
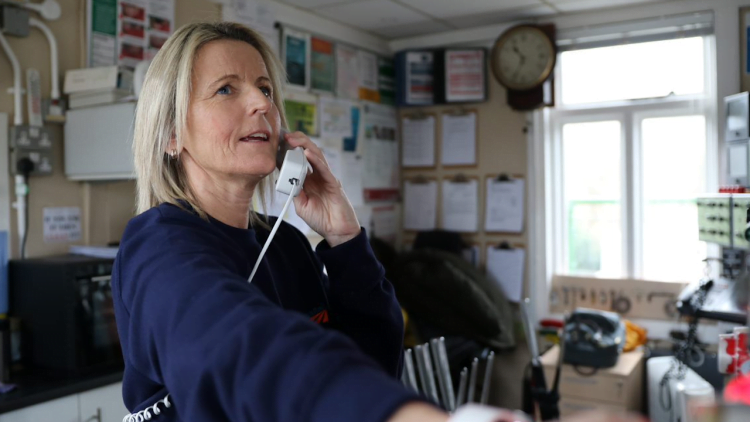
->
[181, 39, 281, 184]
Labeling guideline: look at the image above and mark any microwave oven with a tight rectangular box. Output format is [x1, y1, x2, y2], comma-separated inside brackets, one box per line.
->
[9, 255, 123, 375]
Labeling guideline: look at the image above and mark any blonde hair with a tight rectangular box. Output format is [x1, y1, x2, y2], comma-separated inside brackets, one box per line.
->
[133, 22, 287, 224]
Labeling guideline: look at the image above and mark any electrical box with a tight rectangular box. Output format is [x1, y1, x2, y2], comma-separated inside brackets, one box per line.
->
[697, 195, 733, 247]
[64, 102, 136, 180]
[0, 5, 30, 37]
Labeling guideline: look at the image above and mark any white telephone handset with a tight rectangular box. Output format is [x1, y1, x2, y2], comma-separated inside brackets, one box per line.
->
[248, 132, 312, 284]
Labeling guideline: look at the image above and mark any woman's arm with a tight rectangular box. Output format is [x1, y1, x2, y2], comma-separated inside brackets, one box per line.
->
[117, 217, 422, 422]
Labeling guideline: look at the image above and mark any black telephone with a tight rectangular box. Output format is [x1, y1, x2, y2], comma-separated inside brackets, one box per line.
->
[563, 308, 626, 369]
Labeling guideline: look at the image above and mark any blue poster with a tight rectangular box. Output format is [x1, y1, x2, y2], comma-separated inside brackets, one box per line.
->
[285, 31, 308, 87]
[343, 107, 360, 152]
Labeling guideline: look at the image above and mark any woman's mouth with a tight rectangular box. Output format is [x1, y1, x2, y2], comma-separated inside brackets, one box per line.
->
[240, 131, 270, 142]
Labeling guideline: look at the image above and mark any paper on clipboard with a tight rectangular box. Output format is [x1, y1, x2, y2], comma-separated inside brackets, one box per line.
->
[485, 178, 524, 232]
[441, 113, 476, 166]
[441, 179, 478, 232]
[486, 246, 525, 303]
[402, 116, 435, 167]
[403, 180, 437, 230]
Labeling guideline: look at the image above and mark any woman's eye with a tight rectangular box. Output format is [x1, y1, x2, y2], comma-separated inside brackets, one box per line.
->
[217, 85, 232, 95]
[260, 86, 272, 98]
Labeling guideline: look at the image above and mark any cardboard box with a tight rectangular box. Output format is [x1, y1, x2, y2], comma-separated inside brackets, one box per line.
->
[558, 397, 628, 418]
[541, 345, 643, 411]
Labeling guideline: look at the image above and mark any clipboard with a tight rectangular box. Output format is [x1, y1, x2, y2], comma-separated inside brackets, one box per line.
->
[484, 173, 525, 234]
[440, 108, 478, 168]
[440, 174, 479, 233]
[485, 241, 526, 303]
[402, 176, 438, 232]
[401, 112, 437, 169]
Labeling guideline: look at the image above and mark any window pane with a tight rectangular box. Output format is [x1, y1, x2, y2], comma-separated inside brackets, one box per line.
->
[563, 121, 622, 277]
[641, 115, 707, 281]
[561, 37, 704, 105]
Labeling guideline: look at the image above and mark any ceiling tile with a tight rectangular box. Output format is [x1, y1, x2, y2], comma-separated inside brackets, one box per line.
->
[317, 0, 429, 29]
[400, 0, 543, 20]
[370, 19, 453, 39]
[279, 0, 366, 9]
[448, 5, 557, 29]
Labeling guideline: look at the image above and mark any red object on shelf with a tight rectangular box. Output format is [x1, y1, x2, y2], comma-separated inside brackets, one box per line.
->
[724, 374, 750, 406]
[539, 319, 564, 328]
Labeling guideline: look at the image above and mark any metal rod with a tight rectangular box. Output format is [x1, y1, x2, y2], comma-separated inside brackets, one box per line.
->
[438, 337, 455, 411]
[421, 342, 440, 405]
[404, 349, 419, 393]
[480, 351, 495, 405]
[467, 358, 479, 403]
[414, 345, 428, 396]
[430, 338, 448, 409]
[455, 367, 468, 408]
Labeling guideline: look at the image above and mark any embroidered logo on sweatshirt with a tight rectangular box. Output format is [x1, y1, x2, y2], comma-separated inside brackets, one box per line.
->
[310, 308, 329, 324]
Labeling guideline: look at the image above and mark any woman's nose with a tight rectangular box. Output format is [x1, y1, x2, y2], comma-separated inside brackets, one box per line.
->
[247, 88, 271, 115]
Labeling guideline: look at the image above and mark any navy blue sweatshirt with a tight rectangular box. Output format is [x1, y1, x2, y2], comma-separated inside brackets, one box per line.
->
[112, 202, 421, 422]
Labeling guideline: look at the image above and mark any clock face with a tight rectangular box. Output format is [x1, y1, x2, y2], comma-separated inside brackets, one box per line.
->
[491, 26, 556, 91]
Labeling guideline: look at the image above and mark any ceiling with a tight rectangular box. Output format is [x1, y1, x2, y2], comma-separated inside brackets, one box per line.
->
[277, 0, 672, 39]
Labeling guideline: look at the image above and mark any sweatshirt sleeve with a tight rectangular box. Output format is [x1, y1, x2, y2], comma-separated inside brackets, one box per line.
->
[117, 216, 420, 422]
[315, 229, 406, 379]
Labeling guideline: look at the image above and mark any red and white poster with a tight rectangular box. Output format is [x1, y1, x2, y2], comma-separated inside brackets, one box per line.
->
[445, 50, 485, 102]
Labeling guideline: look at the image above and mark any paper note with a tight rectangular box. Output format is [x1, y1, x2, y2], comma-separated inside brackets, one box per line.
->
[441, 179, 478, 232]
[341, 152, 364, 206]
[485, 178, 524, 232]
[402, 116, 435, 167]
[403, 180, 437, 230]
[486, 247, 525, 303]
[337, 44, 360, 100]
[441, 113, 477, 166]
[363, 103, 399, 201]
[320, 97, 354, 139]
[43, 207, 82, 243]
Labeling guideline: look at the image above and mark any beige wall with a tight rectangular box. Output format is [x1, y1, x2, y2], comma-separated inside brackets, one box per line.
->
[399, 66, 528, 269]
[0, 0, 221, 258]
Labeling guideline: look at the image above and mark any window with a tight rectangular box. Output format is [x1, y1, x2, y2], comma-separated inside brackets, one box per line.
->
[548, 36, 714, 283]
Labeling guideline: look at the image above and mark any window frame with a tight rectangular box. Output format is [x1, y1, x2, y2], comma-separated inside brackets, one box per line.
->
[540, 34, 719, 284]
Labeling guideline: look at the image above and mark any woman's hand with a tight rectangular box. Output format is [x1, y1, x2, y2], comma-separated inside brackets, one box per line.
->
[283, 131, 361, 247]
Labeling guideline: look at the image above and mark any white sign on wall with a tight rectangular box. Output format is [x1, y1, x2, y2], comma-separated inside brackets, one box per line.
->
[43, 207, 82, 243]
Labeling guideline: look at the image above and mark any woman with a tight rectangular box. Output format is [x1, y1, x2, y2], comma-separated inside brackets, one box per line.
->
[113, 21, 451, 422]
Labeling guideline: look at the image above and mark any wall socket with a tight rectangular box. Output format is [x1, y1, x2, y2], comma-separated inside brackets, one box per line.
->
[10, 125, 52, 150]
[11, 148, 53, 176]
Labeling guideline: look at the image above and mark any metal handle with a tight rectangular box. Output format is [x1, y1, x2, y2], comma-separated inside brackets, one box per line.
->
[84, 408, 101, 422]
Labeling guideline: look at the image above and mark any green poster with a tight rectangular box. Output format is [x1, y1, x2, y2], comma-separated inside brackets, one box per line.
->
[285, 100, 318, 136]
[378, 56, 396, 106]
[311, 37, 335, 93]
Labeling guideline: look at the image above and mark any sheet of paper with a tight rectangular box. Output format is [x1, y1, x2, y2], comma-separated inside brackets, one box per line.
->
[485, 178, 524, 232]
[320, 97, 354, 139]
[221, 0, 278, 55]
[363, 103, 399, 201]
[486, 247, 525, 303]
[43, 207, 82, 243]
[405, 51, 434, 105]
[358, 50, 378, 101]
[372, 204, 398, 243]
[341, 152, 364, 206]
[441, 179, 478, 232]
[402, 116, 435, 167]
[461, 244, 480, 269]
[403, 180, 437, 231]
[441, 113, 477, 166]
[336, 44, 360, 100]
[445, 50, 485, 102]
